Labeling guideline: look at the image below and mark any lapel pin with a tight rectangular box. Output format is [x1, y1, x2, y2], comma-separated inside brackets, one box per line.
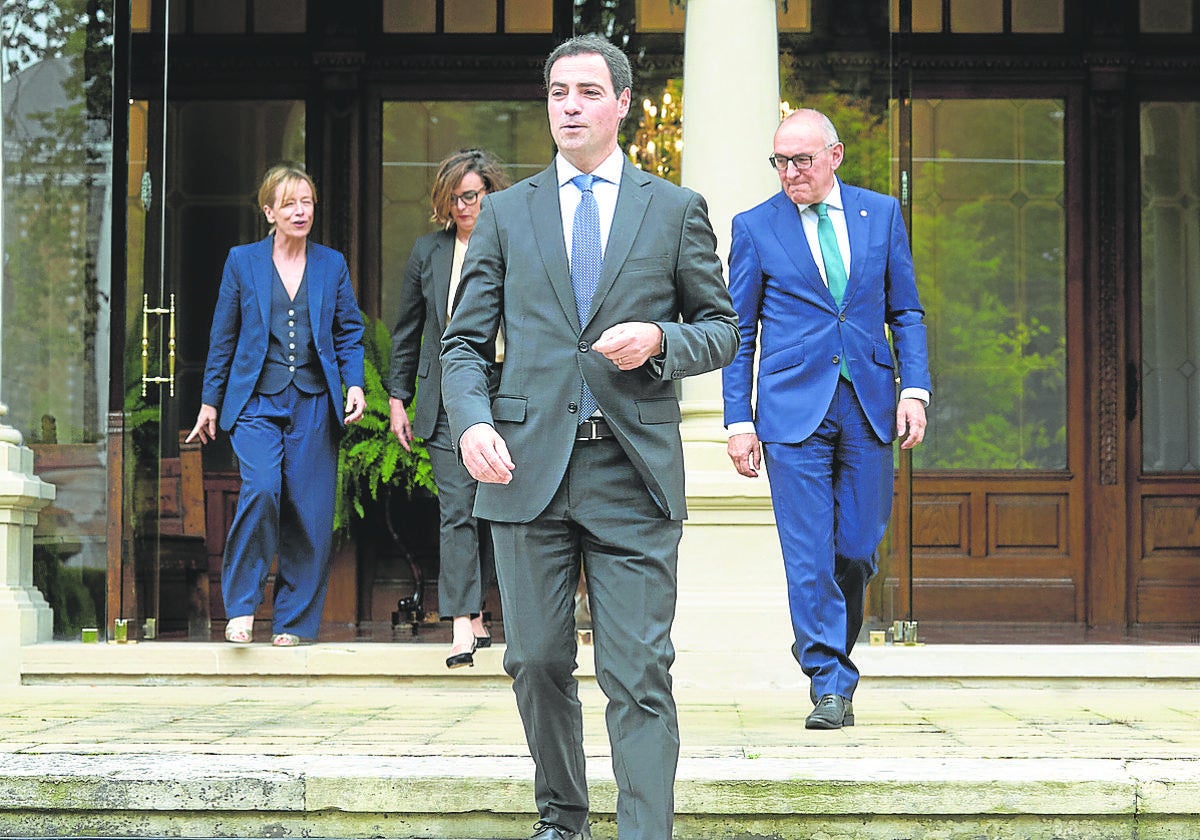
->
[860, 209, 868, 217]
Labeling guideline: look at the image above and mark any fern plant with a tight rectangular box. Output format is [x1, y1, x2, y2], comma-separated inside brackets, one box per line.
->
[334, 313, 436, 541]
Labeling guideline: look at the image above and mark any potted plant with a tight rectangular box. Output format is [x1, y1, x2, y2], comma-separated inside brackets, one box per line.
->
[335, 313, 437, 538]
[335, 314, 439, 632]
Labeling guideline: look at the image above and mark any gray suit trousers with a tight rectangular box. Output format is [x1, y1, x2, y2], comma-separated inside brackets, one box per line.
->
[426, 411, 495, 618]
[490, 437, 682, 840]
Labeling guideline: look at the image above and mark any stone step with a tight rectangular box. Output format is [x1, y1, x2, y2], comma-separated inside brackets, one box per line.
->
[3, 751, 1198, 839]
[7, 645, 1199, 838]
[18, 641, 1200, 688]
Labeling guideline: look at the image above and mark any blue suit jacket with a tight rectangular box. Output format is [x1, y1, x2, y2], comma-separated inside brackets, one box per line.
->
[722, 180, 931, 444]
[200, 235, 365, 431]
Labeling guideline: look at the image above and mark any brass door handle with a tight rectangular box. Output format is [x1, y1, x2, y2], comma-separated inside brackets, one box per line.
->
[141, 293, 176, 397]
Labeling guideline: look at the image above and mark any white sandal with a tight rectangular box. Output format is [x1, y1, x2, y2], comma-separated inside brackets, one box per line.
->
[271, 633, 301, 647]
[224, 615, 254, 644]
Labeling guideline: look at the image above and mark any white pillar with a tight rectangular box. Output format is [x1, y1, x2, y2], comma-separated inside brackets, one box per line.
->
[0, 419, 56, 685]
[672, 0, 793, 678]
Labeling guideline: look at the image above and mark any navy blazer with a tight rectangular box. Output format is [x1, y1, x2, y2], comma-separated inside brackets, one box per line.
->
[722, 180, 931, 444]
[200, 235, 365, 431]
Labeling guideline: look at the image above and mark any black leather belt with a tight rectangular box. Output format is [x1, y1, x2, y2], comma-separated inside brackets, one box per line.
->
[575, 417, 616, 442]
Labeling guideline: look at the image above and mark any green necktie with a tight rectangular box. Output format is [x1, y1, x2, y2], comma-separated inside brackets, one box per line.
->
[814, 202, 851, 380]
[814, 202, 847, 305]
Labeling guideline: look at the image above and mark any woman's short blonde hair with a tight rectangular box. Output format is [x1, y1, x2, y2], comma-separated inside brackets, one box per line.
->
[257, 162, 317, 228]
[429, 148, 511, 230]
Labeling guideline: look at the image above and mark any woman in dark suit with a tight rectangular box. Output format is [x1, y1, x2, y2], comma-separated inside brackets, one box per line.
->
[187, 162, 366, 647]
[387, 148, 510, 668]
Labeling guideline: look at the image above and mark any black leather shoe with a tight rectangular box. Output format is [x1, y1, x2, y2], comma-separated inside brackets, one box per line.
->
[474, 633, 492, 649]
[806, 694, 854, 729]
[531, 820, 579, 839]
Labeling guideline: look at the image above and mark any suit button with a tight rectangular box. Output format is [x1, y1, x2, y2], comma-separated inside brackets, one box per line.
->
[568, 402, 579, 413]
[578, 341, 589, 352]
[832, 355, 841, 365]
[839, 313, 847, 322]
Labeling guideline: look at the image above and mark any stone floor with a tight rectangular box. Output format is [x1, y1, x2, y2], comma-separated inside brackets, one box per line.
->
[1, 642, 1199, 838]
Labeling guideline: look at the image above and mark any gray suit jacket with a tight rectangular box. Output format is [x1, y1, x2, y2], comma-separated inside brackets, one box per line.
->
[440, 159, 738, 523]
[387, 229, 499, 440]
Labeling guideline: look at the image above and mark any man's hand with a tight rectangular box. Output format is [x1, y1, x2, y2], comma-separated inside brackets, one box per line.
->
[185, 404, 219, 445]
[459, 422, 515, 484]
[727, 432, 762, 478]
[896, 398, 927, 450]
[389, 397, 414, 452]
[344, 386, 366, 424]
[592, 322, 663, 371]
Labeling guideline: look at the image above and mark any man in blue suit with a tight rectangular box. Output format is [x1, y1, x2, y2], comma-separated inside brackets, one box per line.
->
[722, 109, 931, 729]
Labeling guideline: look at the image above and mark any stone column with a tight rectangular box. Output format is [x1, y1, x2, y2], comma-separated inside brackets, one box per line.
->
[672, 0, 792, 678]
[0, 415, 56, 685]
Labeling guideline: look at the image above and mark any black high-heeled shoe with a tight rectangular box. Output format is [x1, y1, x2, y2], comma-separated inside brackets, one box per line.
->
[446, 638, 477, 669]
[474, 633, 492, 649]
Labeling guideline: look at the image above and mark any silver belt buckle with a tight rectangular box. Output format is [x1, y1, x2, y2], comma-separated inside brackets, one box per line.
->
[582, 419, 599, 440]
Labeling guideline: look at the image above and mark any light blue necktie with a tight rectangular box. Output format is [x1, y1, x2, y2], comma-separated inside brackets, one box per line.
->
[571, 173, 603, 420]
[815, 202, 851, 380]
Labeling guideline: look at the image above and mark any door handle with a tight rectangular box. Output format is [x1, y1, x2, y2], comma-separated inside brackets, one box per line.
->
[141, 293, 176, 397]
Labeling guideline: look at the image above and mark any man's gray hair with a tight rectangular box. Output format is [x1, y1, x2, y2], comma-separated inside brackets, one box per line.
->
[543, 33, 633, 98]
[788, 108, 841, 147]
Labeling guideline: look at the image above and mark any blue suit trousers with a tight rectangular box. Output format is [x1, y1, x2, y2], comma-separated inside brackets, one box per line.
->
[225, 383, 336, 638]
[764, 379, 893, 700]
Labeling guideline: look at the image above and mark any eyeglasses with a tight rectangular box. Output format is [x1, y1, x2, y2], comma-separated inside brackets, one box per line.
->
[768, 143, 837, 172]
[451, 189, 484, 207]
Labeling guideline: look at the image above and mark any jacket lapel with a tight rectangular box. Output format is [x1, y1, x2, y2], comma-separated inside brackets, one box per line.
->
[527, 164, 580, 330]
[251, 235, 274, 328]
[430, 232, 454, 324]
[305, 240, 325, 334]
[585, 160, 651, 329]
[768, 192, 828, 301]
[841, 180, 868, 304]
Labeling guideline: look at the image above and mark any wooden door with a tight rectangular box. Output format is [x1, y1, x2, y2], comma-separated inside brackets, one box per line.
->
[892, 91, 1090, 626]
[1128, 100, 1200, 629]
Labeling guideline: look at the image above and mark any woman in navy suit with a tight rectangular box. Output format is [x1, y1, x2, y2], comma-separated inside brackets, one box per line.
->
[387, 149, 510, 668]
[187, 162, 366, 646]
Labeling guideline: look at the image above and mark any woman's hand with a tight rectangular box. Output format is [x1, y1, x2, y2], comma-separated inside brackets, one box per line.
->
[344, 386, 366, 424]
[185, 404, 219, 444]
[389, 396, 414, 452]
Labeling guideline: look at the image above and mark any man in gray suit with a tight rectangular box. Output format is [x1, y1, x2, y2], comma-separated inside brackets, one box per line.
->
[440, 33, 738, 840]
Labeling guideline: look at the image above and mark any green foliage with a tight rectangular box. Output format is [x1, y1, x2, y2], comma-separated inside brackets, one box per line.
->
[911, 177, 1067, 469]
[33, 548, 102, 639]
[334, 314, 436, 541]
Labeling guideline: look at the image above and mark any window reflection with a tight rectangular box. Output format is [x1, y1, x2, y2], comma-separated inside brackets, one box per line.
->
[381, 101, 550, 322]
[905, 99, 1067, 470]
[1, 0, 115, 638]
[1141, 102, 1200, 472]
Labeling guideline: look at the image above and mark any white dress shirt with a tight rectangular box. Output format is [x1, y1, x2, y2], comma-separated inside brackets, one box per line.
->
[556, 146, 625, 264]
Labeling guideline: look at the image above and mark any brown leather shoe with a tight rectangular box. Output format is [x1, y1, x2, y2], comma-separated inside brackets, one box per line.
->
[806, 694, 855, 729]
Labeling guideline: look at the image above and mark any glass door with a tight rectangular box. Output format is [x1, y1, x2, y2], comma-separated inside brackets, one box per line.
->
[117, 0, 176, 640]
[120, 1, 310, 642]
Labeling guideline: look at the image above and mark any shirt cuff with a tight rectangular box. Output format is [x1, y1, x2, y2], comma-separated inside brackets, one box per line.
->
[900, 387, 930, 405]
[726, 421, 757, 438]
